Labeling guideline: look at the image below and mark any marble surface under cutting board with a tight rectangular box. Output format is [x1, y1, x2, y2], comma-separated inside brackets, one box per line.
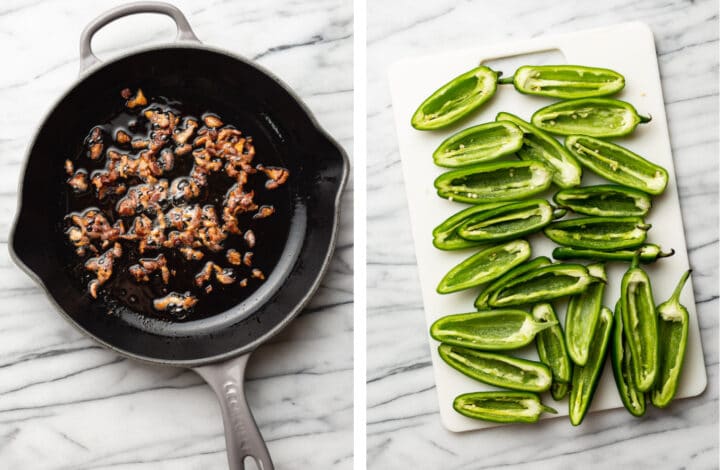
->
[0, 1, 353, 469]
[367, 0, 718, 468]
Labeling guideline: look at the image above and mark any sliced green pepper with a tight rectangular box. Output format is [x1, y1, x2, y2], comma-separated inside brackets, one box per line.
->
[564, 135, 669, 195]
[430, 310, 556, 350]
[621, 254, 659, 392]
[551, 382, 570, 401]
[612, 301, 646, 417]
[411, 66, 498, 130]
[552, 245, 675, 264]
[438, 344, 552, 392]
[488, 263, 600, 307]
[474, 256, 552, 309]
[434, 160, 553, 204]
[531, 98, 651, 138]
[652, 270, 692, 408]
[533, 303, 571, 387]
[457, 199, 561, 243]
[499, 65, 625, 99]
[496, 112, 582, 188]
[432, 203, 509, 250]
[453, 391, 557, 423]
[437, 240, 531, 294]
[569, 306, 613, 425]
[565, 263, 607, 366]
[433, 121, 523, 167]
[554, 185, 651, 217]
[544, 216, 651, 250]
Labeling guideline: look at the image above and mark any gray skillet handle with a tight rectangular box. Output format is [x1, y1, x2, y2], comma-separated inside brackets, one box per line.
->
[194, 354, 274, 470]
[79, 1, 200, 74]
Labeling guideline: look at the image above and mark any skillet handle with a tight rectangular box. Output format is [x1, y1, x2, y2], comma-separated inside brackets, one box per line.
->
[194, 354, 274, 470]
[79, 1, 200, 74]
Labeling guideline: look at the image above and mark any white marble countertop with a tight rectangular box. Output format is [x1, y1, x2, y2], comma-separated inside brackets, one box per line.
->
[0, 1, 353, 468]
[367, 0, 718, 468]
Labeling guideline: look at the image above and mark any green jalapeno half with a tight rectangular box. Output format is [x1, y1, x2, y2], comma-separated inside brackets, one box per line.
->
[457, 199, 563, 243]
[565, 263, 607, 366]
[438, 344, 552, 392]
[454, 391, 557, 423]
[475, 256, 552, 309]
[564, 135, 669, 195]
[612, 301, 646, 417]
[531, 98, 651, 138]
[552, 245, 675, 264]
[499, 65, 625, 99]
[412, 66, 499, 130]
[569, 306, 613, 425]
[544, 216, 651, 250]
[437, 240, 531, 294]
[433, 202, 510, 250]
[652, 270, 692, 408]
[488, 263, 601, 307]
[430, 310, 556, 351]
[554, 185, 652, 217]
[433, 121, 524, 167]
[533, 303, 572, 396]
[496, 112, 582, 188]
[434, 160, 553, 204]
[621, 254, 659, 392]
[551, 382, 570, 402]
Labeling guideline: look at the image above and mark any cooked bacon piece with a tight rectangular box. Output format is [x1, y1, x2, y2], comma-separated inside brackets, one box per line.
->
[65, 159, 74, 175]
[195, 261, 236, 286]
[174, 143, 192, 156]
[253, 205, 275, 219]
[116, 130, 131, 144]
[124, 88, 147, 108]
[257, 165, 290, 189]
[205, 285, 213, 294]
[129, 254, 170, 284]
[226, 249, 242, 265]
[173, 119, 198, 145]
[223, 184, 258, 234]
[243, 251, 253, 267]
[67, 171, 88, 192]
[84, 243, 122, 297]
[239, 278, 248, 287]
[116, 180, 168, 216]
[87, 127, 104, 160]
[244, 230, 256, 248]
[153, 291, 198, 312]
[169, 177, 200, 202]
[180, 247, 204, 261]
[251, 268, 265, 280]
[214, 266, 236, 285]
[144, 109, 170, 128]
[68, 209, 124, 253]
[131, 139, 149, 150]
[203, 114, 223, 128]
[194, 261, 215, 287]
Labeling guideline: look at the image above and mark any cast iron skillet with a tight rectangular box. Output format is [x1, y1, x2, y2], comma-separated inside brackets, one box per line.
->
[8, 3, 348, 469]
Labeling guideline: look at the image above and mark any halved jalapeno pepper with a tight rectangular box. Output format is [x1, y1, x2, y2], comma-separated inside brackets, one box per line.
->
[499, 65, 625, 99]
[554, 185, 652, 217]
[433, 121, 524, 167]
[454, 391, 557, 423]
[544, 216, 651, 250]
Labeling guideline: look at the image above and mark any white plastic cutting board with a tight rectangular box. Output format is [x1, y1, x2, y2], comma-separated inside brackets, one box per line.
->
[389, 22, 707, 432]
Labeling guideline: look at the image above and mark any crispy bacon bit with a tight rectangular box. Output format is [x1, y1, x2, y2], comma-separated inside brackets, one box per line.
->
[68, 209, 124, 253]
[214, 266, 236, 285]
[223, 184, 258, 234]
[195, 262, 236, 286]
[195, 261, 215, 286]
[226, 249, 242, 265]
[258, 165, 290, 189]
[116, 130, 131, 144]
[125, 88, 147, 108]
[205, 285, 213, 294]
[67, 171, 89, 192]
[244, 230, 256, 248]
[253, 205, 275, 219]
[180, 246, 204, 261]
[121, 88, 132, 99]
[87, 127, 104, 160]
[116, 180, 169, 217]
[243, 251, 253, 267]
[173, 119, 198, 145]
[203, 114, 223, 128]
[129, 254, 169, 284]
[153, 291, 198, 312]
[84, 242, 122, 297]
[174, 143, 192, 156]
[65, 159, 74, 175]
[251, 268, 265, 280]
[132, 139, 149, 150]
[239, 278, 248, 287]
[145, 109, 170, 128]
[169, 177, 200, 202]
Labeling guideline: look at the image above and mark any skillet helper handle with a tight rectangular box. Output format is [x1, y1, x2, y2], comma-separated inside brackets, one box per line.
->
[78, 1, 200, 74]
[194, 354, 274, 470]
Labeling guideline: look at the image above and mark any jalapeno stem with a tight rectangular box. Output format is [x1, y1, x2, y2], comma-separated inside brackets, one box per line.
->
[639, 113, 652, 123]
[669, 269, 692, 302]
[498, 76, 515, 85]
[658, 248, 676, 259]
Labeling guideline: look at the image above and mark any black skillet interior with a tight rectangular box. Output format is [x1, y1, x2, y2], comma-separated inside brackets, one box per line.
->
[11, 47, 347, 364]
